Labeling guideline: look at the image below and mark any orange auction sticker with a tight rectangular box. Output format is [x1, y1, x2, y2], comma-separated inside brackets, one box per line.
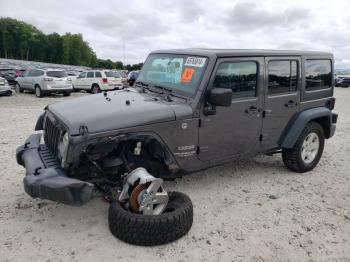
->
[181, 68, 195, 83]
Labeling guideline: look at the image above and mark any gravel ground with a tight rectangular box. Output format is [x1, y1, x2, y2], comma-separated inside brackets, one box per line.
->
[0, 89, 350, 262]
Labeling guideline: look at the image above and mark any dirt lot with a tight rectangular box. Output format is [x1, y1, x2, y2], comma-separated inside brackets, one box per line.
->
[1, 89, 350, 261]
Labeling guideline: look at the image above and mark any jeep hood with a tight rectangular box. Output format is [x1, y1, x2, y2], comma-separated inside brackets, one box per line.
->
[47, 89, 193, 135]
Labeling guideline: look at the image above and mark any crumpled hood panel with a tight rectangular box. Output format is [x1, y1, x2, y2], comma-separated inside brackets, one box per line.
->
[48, 89, 192, 135]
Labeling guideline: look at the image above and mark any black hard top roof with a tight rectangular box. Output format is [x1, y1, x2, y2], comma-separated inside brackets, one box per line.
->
[151, 48, 332, 58]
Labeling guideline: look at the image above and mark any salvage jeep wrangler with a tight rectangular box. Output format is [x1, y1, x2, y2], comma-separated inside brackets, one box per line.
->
[16, 49, 337, 245]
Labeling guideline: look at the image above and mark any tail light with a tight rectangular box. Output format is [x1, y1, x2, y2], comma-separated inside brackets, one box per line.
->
[102, 78, 108, 84]
[327, 97, 336, 110]
[44, 77, 53, 81]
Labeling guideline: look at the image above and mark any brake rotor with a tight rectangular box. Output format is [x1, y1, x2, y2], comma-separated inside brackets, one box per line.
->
[129, 183, 148, 212]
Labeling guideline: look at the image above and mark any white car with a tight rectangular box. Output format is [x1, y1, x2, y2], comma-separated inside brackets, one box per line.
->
[72, 70, 123, 94]
[0, 77, 12, 96]
[14, 69, 73, 97]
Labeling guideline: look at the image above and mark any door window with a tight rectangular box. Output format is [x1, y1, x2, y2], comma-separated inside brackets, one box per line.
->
[95, 71, 102, 78]
[268, 60, 298, 95]
[213, 61, 257, 99]
[78, 72, 87, 78]
[87, 72, 94, 78]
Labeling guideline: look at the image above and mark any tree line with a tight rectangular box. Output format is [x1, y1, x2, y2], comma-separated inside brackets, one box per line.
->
[0, 17, 143, 70]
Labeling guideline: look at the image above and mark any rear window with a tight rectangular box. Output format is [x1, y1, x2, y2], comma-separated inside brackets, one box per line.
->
[46, 71, 67, 78]
[305, 60, 332, 91]
[95, 72, 102, 78]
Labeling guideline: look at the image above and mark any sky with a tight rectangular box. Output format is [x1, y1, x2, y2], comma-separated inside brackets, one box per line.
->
[0, 0, 349, 68]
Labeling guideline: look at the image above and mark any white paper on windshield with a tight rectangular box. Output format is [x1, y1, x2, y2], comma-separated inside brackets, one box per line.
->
[185, 57, 206, 67]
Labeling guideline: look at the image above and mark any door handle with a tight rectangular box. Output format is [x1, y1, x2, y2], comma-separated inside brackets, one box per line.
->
[284, 100, 298, 108]
[245, 106, 259, 114]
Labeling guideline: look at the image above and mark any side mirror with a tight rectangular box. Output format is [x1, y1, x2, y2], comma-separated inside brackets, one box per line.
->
[208, 88, 232, 107]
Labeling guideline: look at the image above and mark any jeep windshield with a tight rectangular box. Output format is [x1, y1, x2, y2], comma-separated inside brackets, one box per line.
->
[136, 54, 208, 97]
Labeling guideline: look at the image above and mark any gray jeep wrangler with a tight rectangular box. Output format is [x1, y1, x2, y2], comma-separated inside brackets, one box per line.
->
[16, 49, 337, 245]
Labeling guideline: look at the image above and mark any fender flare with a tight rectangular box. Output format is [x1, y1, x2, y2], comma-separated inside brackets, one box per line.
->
[279, 107, 333, 148]
[35, 112, 45, 131]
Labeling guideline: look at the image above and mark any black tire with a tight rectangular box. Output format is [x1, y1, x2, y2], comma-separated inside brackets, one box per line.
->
[15, 83, 23, 93]
[282, 122, 325, 173]
[35, 86, 43, 98]
[108, 191, 193, 246]
[63, 92, 71, 97]
[91, 84, 100, 94]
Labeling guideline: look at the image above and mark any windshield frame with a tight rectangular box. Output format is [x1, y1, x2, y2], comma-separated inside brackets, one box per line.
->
[137, 53, 209, 98]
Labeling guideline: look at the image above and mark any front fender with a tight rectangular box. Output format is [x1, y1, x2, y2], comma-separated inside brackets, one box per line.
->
[35, 112, 45, 131]
[279, 107, 335, 148]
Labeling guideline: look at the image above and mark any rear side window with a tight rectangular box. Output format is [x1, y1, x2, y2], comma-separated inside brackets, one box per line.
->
[305, 60, 332, 91]
[213, 61, 257, 99]
[268, 60, 298, 95]
[31, 70, 44, 77]
[95, 72, 102, 78]
[46, 71, 67, 78]
[105, 71, 116, 77]
[87, 72, 94, 78]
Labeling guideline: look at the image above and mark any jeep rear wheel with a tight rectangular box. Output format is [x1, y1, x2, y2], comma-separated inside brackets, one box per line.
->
[108, 191, 193, 246]
[282, 122, 324, 173]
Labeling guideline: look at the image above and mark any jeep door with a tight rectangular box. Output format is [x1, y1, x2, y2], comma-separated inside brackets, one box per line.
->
[198, 57, 264, 161]
[261, 57, 301, 149]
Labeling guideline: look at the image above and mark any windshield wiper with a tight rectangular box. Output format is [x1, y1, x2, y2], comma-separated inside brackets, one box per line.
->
[135, 81, 152, 93]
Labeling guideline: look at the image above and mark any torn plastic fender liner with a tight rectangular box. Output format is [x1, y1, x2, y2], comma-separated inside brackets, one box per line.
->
[16, 133, 94, 206]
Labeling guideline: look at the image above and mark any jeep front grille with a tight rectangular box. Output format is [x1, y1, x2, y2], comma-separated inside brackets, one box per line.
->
[43, 115, 61, 157]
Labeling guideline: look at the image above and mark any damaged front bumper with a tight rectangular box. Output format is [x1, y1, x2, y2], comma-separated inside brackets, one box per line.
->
[16, 133, 94, 206]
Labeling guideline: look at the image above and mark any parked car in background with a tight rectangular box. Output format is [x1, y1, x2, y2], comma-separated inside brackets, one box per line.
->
[14, 68, 73, 97]
[0, 68, 17, 85]
[0, 77, 12, 96]
[127, 70, 139, 86]
[114, 70, 128, 87]
[72, 70, 123, 93]
[335, 75, 350, 87]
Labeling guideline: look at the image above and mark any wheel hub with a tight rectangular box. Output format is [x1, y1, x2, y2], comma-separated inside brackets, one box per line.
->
[301, 132, 319, 164]
[119, 167, 169, 215]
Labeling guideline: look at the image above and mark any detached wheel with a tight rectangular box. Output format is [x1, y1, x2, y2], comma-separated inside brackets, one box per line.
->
[35, 86, 43, 98]
[108, 191, 193, 246]
[282, 122, 324, 173]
